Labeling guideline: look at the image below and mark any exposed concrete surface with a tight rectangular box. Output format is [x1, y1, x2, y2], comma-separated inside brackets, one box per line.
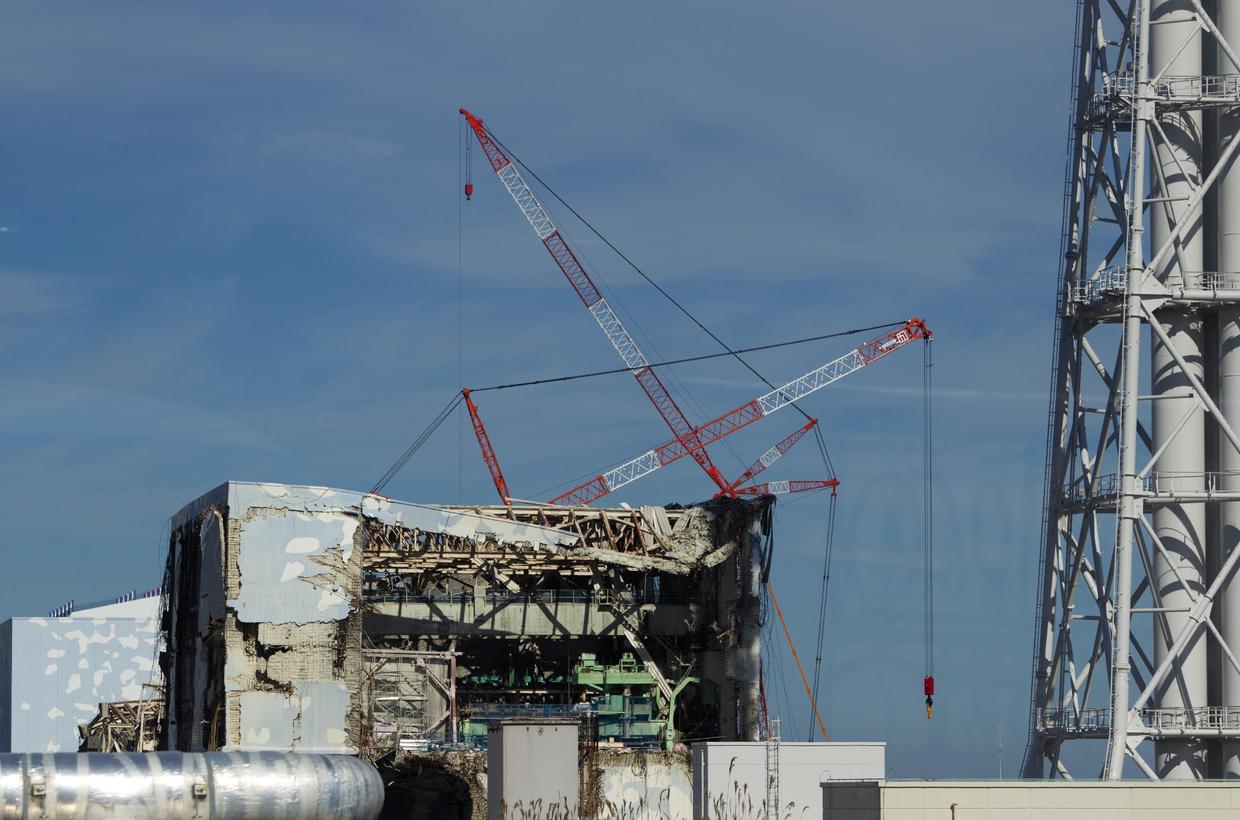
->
[163, 483, 366, 754]
[597, 749, 692, 819]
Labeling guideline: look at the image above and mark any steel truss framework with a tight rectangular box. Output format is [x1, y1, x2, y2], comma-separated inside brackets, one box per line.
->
[362, 649, 457, 755]
[1025, 0, 1240, 780]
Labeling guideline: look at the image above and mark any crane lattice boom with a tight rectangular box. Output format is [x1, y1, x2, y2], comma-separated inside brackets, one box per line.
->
[721, 418, 818, 496]
[460, 108, 729, 494]
[734, 479, 839, 496]
[550, 318, 930, 506]
[463, 389, 511, 505]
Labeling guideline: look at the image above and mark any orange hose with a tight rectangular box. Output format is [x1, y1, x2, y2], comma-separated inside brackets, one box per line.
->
[766, 580, 828, 741]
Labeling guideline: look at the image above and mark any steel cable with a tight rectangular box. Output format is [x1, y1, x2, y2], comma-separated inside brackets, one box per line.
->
[924, 339, 935, 686]
[808, 491, 837, 742]
[469, 322, 901, 393]
[488, 127, 826, 424]
[371, 392, 465, 494]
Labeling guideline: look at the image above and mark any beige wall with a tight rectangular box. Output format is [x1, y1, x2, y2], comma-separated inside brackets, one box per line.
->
[823, 780, 1240, 819]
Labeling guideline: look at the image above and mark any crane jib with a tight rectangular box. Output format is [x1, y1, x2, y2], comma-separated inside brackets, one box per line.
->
[462, 106, 728, 492]
[548, 319, 930, 505]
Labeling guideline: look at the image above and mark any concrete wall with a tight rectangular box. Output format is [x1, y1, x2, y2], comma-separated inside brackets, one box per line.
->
[369, 599, 692, 638]
[163, 481, 591, 756]
[487, 720, 579, 820]
[387, 747, 692, 820]
[0, 614, 160, 752]
[821, 780, 1240, 819]
[597, 750, 692, 819]
[163, 482, 365, 754]
[694, 741, 885, 820]
[0, 619, 10, 751]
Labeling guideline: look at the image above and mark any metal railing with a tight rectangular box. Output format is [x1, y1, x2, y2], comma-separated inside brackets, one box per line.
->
[47, 586, 163, 618]
[1039, 706, 1240, 733]
[1068, 268, 1127, 304]
[1068, 268, 1240, 306]
[1075, 470, 1240, 499]
[1087, 73, 1240, 120]
[367, 588, 682, 606]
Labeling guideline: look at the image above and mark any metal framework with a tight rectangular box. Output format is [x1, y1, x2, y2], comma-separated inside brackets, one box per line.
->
[362, 649, 458, 755]
[462, 389, 512, 505]
[460, 108, 730, 495]
[550, 319, 930, 506]
[78, 690, 163, 753]
[1025, 0, 1240, 780]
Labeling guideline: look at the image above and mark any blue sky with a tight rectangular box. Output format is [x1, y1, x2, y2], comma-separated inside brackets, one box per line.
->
[0, 2, 1072, 776]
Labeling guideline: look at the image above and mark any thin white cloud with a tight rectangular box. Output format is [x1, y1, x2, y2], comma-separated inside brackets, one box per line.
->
[0, 269, 85, 317]
[0, 380, 279, 450]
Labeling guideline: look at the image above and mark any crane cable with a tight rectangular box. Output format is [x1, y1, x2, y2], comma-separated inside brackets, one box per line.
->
[766, 577, 829, 742]
[923, 337, 936, 719]
[807, 488, 837, 742]
[369, 322, 890, 495]
[372, 392, 464, 495]
[484, 126, 821, 426]
[468, 322, 902, 393]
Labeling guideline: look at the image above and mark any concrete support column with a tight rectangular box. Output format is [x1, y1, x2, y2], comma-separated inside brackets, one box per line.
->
[1150, 0, 1209, 779]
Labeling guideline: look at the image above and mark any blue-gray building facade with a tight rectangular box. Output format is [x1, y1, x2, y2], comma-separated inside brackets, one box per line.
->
[0, 608, 160, 752]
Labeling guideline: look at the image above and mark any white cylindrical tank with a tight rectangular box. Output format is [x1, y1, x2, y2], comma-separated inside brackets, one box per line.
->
[1150, 0, 1209, 780]
[0, 752, 384, 819]
[1217, 0, 1240, 780]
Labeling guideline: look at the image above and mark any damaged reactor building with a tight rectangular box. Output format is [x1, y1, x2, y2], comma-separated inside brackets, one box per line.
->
[158, 481, 771, 807]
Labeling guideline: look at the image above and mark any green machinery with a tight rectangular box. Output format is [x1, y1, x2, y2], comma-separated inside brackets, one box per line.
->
[456, 652, 700, 749]
[573, 652, 698, 748]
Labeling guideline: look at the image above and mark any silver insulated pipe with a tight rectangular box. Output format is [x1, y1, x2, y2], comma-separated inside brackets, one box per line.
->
[0, 752, 384, 819]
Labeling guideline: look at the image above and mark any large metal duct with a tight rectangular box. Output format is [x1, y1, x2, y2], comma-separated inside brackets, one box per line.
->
[0, 752, 384, 819]
[1150, 0, 1209, 780]
[1218, 0, 1240, 780]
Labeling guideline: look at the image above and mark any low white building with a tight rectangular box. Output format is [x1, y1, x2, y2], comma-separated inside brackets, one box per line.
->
[0, 591, 162, 752]
[693, 741, 886, 819]
[820, 779, 1240, 819]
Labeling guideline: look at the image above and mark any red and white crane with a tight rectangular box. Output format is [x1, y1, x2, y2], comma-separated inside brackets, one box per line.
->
[450, 107, 935, 725]
[461, 384, 836, 506]
[719, 418, 823, 496]
[548, 318, 930, 506]
[457, 319, 929, 506]
[460, 108, 731, 496]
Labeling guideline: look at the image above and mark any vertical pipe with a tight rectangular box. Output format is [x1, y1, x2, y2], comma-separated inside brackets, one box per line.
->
[1216, 0, 1240, 778]
[1148, 0, 1209, 780]
[1106, 0, 1153, 780]
[1201, 1, 1221, 779]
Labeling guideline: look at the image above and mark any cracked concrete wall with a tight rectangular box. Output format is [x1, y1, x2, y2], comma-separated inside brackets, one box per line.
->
[162, 482, 771, 756]
[163, 481, 580, 755]
[597, 750, 692, 819]
[163, 482, 365, 754]
[0, 614, 160, 752]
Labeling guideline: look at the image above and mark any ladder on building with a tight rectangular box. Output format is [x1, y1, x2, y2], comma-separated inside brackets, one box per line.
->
[766, 718, 781, 820]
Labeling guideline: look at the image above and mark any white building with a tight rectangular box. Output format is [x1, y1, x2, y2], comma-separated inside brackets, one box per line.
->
[0, 590, 162, 752]
[821, 780, 1240, 819]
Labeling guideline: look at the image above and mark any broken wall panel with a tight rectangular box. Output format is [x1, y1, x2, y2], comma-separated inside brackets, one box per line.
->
[162, 482, 367, 754]
[161, 482, 589, 756]
[160, 481, 771, 758]
[365, 493, 771, 751]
